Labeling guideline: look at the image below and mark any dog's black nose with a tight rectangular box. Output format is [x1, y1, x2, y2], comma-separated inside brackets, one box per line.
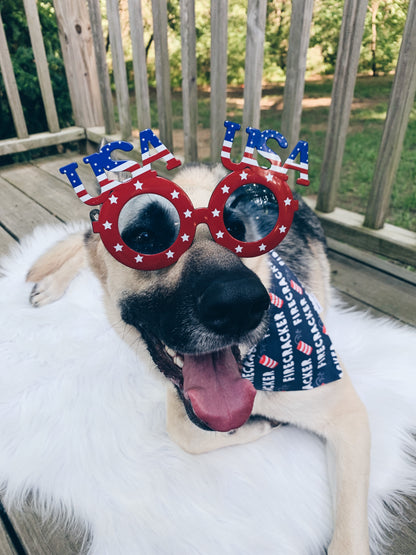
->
[198, 274, 270, 336]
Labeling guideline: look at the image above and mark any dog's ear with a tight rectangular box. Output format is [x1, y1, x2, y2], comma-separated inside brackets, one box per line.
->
[84, 230, 108, 282]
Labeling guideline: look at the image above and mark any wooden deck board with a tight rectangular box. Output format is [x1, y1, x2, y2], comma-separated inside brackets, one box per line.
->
[0, 164, 90, 224]
[328, 249, 416, 327]
[0, 227, 17, 258]
[0, 520, 15, 555]
[5, 506, 87, 555]
[0, 176, 58, 240]
[35, 152, 101, 188]
[0, 153, 416, 553]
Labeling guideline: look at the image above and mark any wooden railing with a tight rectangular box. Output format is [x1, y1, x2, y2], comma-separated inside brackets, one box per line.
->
[0, 0, 415, 265]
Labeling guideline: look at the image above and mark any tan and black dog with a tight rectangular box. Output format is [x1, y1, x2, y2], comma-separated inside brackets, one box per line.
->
[27, 163, 370, 554]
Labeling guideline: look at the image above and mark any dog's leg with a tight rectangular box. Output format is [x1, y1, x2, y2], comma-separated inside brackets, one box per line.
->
[168, 372, 370, 553]
[26, 232, 87, 307]
[255, 370, 371, 554]
[166, 385, 279, 453]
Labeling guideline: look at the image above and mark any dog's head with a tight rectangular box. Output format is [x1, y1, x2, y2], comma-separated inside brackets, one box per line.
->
[85, 164, 274, 433]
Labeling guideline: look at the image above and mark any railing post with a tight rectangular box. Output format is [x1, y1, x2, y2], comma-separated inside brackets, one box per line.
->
[53, 0, 104, 129]
[281, 0, 314, 190]
[0, 10, 28, 138]
[106, 0, 132, 139]
[180, 0, 198, 163]
[152, 0, 174, 152]
[87, 0, 116, 135]
[316, 0, 368, 213]
[23, 0, 60, 133]
[210, 0, 228, 163]
[242, 0, 267, 135]
[364, 2, 416, 230]
[128, 0, 151, 131]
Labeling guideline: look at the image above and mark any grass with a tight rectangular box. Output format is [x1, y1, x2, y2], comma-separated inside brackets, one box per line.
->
[123, 74, 416, 232]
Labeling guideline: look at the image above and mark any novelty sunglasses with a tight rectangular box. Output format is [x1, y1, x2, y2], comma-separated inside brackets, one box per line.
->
[60, 121, 309, 271]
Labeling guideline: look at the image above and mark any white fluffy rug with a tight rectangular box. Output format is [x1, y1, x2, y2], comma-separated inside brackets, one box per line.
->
[0, 222, 416, 555]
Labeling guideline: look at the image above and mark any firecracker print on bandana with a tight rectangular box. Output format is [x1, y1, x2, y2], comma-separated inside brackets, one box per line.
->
[241, 251, 343, 391]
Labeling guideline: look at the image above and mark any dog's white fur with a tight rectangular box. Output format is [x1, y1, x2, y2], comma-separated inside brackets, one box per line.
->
[1, 219, 416, 554]
[22, 165, 372, 554]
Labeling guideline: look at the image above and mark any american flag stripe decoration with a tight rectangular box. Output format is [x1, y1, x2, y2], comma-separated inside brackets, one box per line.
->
[73, 184, 93, 203]
[290, 280, 303, 295]
[297, 341, 313, 356]
[269, 292, 284, 308]
[142, 144, 178, 168]
[61, 163, 94, 204]
[240, 146, 256, 166]
[96, 161, 144, 192]
[282, 140, 310, 186]
[140, 130, 181, 170]
[220, 139, 233, 163]
[282, 161, 309, 185]
[259, 355, 278, 369]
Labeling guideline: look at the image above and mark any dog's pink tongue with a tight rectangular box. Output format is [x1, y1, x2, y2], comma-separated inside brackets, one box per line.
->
[182, 348, 256, 432]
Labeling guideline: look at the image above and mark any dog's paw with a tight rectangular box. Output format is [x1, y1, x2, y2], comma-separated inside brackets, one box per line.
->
[29, 275, 67, 307]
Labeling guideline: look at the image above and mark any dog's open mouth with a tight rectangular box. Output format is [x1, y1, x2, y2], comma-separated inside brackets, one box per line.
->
[181, 349, 256, 432]
[140, 328, 256, 432]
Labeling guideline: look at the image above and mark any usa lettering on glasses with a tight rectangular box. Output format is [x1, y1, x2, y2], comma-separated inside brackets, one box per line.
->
[60, 121, 309, 270]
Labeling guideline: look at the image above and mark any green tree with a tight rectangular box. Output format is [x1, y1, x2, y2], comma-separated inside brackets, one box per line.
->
[360, 0, 408, 76]
[310, 0, 408, 75]
[263, 0, 292, 82]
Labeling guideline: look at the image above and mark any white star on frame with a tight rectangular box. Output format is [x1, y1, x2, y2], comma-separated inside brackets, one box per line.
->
[134, 181, 143, 190]
[235, 245, 243, 253]
[109, 195, 118, 204]
[181, 234, 190, 242]
[240, 170, 248, 181]
[184, 210, 192, 218]
[216, 231, 224, 239]
[166, 250, 175, 259]
[266, 173, 273, 182]
[135, 254, 143, 263]
[171, 190, 180, 199]
[279, 225, 287, 233]
[103, 221, 112, 230]
[212, 208, 220, 217]
[284, 197, 292, 206]
[114, 244, 123, 252]
[221, 185, 230, 194]
[259, 243, 267, 251]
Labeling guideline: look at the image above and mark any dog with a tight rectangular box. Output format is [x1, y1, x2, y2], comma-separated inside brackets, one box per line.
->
[26, 156, 370, 554]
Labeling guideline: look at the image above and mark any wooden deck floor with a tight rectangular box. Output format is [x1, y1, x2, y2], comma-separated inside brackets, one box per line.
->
[0, 153, 415, 553]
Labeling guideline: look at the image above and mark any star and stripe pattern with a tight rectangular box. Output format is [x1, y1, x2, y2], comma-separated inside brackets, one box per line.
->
[60, 133, 181, 207]
[60, 122, 310, 270]
[206, 163, 298, 258]
[220, 120, 309, 187]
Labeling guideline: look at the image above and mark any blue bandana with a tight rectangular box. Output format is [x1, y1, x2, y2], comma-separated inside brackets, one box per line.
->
[241, 251, 343, 391]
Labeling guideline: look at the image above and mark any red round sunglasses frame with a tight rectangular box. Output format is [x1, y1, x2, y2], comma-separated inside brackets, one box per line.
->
[91, 165, 298, 271]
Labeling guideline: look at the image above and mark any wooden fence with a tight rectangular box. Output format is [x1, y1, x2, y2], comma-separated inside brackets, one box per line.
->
[0, 0, 416, 265]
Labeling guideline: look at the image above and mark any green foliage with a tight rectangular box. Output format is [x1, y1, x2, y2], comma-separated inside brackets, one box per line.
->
[310, 0, 344, 73]
[360, 0, 408, 75]
[107, 0, 409, 92]
[263, 0, 292, 82]
[310, 0, 408, 75]
[137, 0, 291, 88]
[0, 0, 72, 141]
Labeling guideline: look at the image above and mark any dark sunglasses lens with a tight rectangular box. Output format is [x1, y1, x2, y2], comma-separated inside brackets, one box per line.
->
[223, 183, 279, 242]
[118, 194, 180, 255]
